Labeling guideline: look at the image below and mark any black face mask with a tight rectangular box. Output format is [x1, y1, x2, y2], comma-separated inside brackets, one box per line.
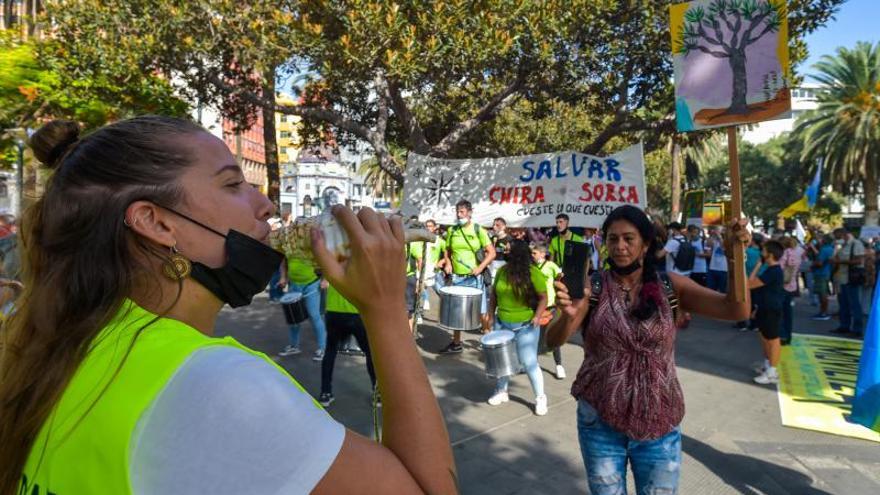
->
[160, 207, 284, 308]
[608, 258, 642, 276]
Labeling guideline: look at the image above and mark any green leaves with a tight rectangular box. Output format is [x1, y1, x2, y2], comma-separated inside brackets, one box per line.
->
[795, 41, 880, 209]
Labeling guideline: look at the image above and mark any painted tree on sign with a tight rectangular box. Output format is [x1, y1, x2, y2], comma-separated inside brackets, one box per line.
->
[676, 0, 786, 114]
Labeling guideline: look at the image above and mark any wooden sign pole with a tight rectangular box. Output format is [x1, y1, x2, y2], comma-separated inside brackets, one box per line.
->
[727, 126, 747, 302]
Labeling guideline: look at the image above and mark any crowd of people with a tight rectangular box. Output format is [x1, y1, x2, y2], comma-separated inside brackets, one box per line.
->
[1, 115, 876, 494]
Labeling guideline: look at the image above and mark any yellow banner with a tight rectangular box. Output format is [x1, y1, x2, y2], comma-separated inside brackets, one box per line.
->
[778, 334, 880, 443]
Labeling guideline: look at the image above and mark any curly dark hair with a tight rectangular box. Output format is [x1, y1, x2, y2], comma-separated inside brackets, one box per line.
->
[501, 239, 537, 307]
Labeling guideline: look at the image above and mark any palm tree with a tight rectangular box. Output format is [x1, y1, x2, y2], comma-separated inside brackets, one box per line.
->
[796, 42, 880, 225]
[357, 146, 406, 203]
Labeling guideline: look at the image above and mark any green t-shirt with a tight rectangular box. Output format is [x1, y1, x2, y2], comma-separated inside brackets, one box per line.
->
[269, 230, 319, 285]
[494, 265, 547, 323]
[326, 285, 359, 314]
[286, 257, 319, 285]
[536, 260, 562, 307]
[405, 242, 424, 277]
[446, 223, 491, 275]
[426, 238, 446, 267]
[548, 231, 585, 267]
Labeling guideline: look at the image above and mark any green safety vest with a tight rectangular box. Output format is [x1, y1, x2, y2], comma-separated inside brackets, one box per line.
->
[20, 300, 320, 495]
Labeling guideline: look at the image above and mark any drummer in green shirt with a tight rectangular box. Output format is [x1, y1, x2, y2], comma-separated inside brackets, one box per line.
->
[549, 213, 585, 267]
[487, 240, 548, 415]
[271, 234, 327, 362]
[318, 284, 377, 407]
[439, 200, 496, 355]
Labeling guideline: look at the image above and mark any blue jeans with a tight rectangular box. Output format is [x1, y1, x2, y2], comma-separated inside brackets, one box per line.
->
[781, 290, 794, 341]
[286, 279, 327, 350]
[494, 319, 544, 398]
[707, 270, 727, 294]
[577, 400, 681, 495]
[450, 273, 488, 314]
[839, 282, 864, 333]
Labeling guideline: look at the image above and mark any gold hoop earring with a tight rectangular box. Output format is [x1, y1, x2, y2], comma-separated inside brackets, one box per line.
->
[162, 245, 192, 281]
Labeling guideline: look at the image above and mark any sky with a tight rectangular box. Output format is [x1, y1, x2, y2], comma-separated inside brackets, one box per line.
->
[801, 0, 879, 79]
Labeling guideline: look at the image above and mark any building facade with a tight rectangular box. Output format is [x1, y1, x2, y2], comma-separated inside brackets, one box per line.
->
[740, 83, 822, 144]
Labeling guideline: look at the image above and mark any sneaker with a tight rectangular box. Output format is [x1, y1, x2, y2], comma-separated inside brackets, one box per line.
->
[555, 365, 567, 379]
[830, 327, 851, 334]
[416, 315, 424, 324]
[535, 395, 548, 416]
[439, 342, 464, 355]
[312, 349, 325, 362]
[488, 391, 509, 406]
[754, 371, 779, 385]
[319, 392, 335, 407]
[739, 325, 753, 333]
[810, 313, 831, 321]
[278, 345, 301, 357]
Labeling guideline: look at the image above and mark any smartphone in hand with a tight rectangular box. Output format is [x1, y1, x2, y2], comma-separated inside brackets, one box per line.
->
[562, 241, 590, 300]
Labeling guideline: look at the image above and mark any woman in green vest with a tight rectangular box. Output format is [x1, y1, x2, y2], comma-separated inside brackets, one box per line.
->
[0, 117, 455, 494]
[487, 240, 549, 415]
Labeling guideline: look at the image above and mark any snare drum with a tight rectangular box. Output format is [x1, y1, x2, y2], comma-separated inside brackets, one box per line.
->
[480, 330, 520, 378]
[280, 292, 309, 325]
[438, 286, 483, 331]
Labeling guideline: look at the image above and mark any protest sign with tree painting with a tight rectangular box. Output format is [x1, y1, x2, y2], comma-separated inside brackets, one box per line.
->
[672, 0, 792, 130]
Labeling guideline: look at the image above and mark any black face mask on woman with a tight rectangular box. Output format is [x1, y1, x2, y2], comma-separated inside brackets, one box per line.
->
[608, 258, 642, 276]
[159, 206, 284, 308]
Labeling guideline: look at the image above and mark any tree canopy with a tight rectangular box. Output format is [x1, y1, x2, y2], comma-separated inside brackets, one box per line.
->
[795, 41, 880, 225]
[42, 0, 845, 192]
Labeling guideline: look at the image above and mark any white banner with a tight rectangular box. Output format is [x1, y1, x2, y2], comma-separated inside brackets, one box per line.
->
[401, 144, 646, 228]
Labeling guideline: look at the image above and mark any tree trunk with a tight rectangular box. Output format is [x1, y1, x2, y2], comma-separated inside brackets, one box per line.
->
[262, 70, 280, 211]
[864, 156, 879, 226]
[670, 140, 682, 222]
[728, 50, 749, 115]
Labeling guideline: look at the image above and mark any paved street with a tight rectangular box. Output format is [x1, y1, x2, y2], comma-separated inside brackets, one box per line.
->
[216, 292, 880, 494]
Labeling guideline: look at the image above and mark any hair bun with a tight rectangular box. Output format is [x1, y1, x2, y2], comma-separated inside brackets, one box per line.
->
[29, 120, 81, 169]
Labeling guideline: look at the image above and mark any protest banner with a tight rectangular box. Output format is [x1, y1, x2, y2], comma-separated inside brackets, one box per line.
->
[400, 144, 646, 228]
[682, 189, 705, 227]
[702, 202, 724, 226]
[778, 334, 880, 442]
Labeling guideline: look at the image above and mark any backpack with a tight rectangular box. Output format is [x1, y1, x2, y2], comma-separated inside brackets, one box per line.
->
[673, 237, 696, 272]
[588, 272, 680, 321]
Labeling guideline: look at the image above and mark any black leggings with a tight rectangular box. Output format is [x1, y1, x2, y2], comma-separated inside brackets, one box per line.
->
[321, 312, 376, 395]
[552, 346, 562, 366]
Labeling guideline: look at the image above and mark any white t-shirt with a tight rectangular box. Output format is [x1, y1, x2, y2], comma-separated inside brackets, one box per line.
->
[130, 346, 345, 495]
[664, 237, 692, 276]
[691, 238, 708, 274]
[709, 238, 728, 272]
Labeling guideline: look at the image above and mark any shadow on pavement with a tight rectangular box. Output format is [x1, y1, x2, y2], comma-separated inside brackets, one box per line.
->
[682, 435, 832, 495]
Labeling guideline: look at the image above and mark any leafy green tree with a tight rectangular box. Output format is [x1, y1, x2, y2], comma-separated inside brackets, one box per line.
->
[696, 134, 805, 226]
[46, 0, 844, 187]
[0, 30, 187, 172]
[796, 41, 880, 225]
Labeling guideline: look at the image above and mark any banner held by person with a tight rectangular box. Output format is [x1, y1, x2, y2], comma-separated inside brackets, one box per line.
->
[401, 144, 645, 228]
